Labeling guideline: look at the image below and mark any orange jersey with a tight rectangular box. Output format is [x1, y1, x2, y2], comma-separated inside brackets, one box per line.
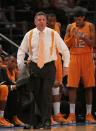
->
[64, 21, 93, 55]
[54, 22, 61, 34]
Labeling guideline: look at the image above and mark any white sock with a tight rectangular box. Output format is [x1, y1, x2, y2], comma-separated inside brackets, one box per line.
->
[70, 104, 75, 114]
[52, 87, 60, 115]
[52, 87, 59, 96]
[86, 104, 92, 114]
[53, 102, 60, 115]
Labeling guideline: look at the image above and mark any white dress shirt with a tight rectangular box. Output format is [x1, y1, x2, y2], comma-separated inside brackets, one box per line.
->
[17, 27, 70, 70]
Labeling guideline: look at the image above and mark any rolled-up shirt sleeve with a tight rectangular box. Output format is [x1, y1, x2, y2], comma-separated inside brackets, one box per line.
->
[17, 33, 29, 70]
[55, 31, 70, 67]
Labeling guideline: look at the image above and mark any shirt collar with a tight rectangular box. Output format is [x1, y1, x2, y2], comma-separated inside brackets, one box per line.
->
[36, 27, 47, 34]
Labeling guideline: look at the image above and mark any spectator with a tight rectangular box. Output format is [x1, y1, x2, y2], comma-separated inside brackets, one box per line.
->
[0, 55, 25, 127]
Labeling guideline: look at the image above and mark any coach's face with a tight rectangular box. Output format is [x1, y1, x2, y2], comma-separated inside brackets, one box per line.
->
[35, 15, 47, 31]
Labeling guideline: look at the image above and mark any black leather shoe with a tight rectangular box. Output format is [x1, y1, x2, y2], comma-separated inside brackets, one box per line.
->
[23, 124, 32, 129]
[43, 119, 51, 129]
[33, 119, 51, 129]
[33, 122, 44, 129]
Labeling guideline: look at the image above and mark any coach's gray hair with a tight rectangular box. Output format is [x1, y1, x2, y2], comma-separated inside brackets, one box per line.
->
[34, 11, 47, 20]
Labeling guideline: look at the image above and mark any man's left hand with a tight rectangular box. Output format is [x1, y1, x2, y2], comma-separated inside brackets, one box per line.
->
[63, 67, 69, 77]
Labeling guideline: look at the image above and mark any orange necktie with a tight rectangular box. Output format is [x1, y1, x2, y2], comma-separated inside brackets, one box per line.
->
[37, 31, 45, 68]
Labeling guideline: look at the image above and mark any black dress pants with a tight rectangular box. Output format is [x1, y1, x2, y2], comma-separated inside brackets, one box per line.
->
[29, 61, 56, 124]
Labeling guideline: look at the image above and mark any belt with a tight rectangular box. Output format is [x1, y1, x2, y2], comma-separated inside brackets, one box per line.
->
[31, 61, 55, 66]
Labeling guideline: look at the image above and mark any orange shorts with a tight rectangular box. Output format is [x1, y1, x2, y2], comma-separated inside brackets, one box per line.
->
[67, 53, 95, 88]
[0, 85, 8, 100]
[55, 53, 63, 84]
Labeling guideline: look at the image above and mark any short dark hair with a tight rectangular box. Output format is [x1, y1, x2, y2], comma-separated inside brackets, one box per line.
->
[34, 11, 47, 19]
[73, 7, 87, 17]
[47, 13, 56, 18]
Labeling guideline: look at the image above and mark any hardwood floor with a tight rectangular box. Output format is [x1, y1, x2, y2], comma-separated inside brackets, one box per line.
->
[0, 124, 96, 131]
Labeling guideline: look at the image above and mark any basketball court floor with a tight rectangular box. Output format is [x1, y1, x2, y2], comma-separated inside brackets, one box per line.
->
[0, 123, 96, 131]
